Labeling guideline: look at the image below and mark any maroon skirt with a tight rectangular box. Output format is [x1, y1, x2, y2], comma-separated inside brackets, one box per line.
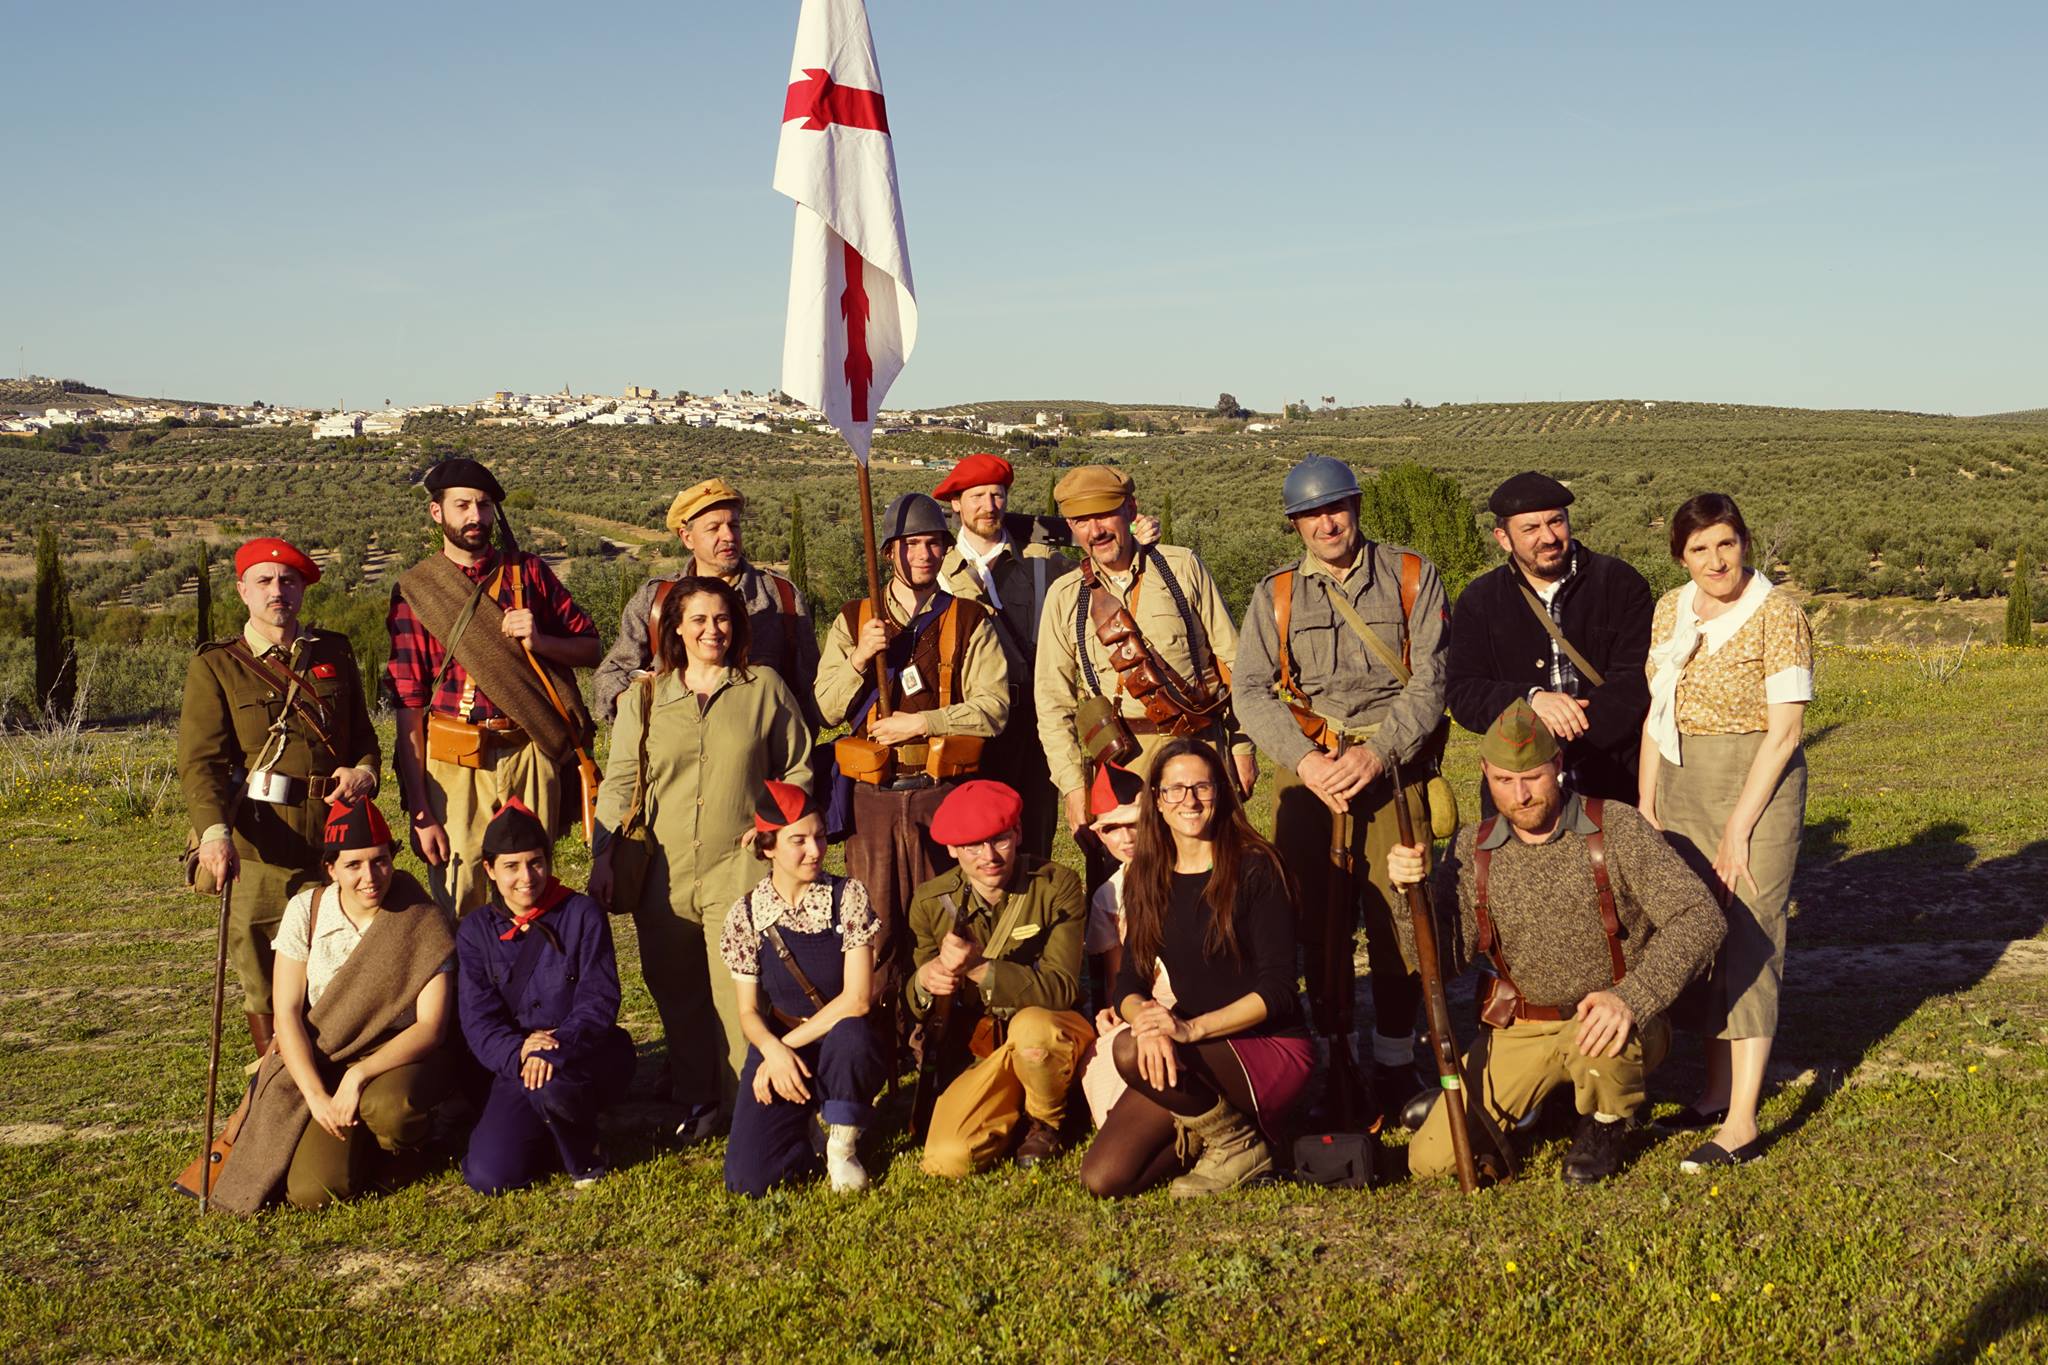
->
[1224, 1034, 1314, 1139]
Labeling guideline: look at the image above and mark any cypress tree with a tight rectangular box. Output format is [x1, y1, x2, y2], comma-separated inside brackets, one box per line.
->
[193, 543, 213, 647]
[33, 524, 77, 718]
[1044, 478, 1059, 519]
[2008, 544, 2036, 647]
[788, 494, 810, 602]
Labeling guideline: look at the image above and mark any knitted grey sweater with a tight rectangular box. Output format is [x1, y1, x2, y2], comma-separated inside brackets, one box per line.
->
[1410, 794, 1725, 1020]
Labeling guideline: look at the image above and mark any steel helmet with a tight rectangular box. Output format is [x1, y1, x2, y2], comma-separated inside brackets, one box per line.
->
[880, 492, 950, 545]
[1281, 454, 1362, 516]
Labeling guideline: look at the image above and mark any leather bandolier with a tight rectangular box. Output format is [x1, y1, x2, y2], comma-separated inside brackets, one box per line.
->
[1073, 547, 1232, 738]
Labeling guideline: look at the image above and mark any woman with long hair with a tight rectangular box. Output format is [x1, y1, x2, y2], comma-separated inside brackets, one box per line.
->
[1078, 738, 1310, 1199]
[592, 575, 812, 1142]
[1639, 493, 1811, 1170]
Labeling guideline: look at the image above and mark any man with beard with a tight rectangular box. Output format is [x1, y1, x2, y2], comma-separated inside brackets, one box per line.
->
[905, 779, 1090, 1177]
[932, 453, 1073, 861]
[1034, 465, 1253, 880]
[179, 538, 380, 1056]
[593, 477, 820, 727]
[387, 458, 601, 916]
[815, 492, 1009, 1021]
[1385, 700, 1724, 1185]
[1234, 454, 1450, 1125]
[1445, 471, 1655, 806]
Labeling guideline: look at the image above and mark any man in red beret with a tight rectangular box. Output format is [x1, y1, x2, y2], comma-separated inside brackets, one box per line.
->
[903, 779, 1091, 1177]
[179, 537, 380, 1057]
[932, 453, 1075, 862]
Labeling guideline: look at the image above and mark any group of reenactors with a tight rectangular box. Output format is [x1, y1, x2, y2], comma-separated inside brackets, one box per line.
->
[181, 446, 1732, 1193]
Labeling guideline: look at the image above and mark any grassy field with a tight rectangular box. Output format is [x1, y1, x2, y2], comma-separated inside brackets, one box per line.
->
[2, 640, 2044, 1360]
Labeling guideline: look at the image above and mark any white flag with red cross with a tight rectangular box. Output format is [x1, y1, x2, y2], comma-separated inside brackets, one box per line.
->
[774, 0, 917, 464]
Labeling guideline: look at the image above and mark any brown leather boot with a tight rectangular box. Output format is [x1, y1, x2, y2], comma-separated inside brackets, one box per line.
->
[1014, 1118, 1065, 1169]
[1169, 1099, 1274, 1199]
[246, 1012, 275, 1056]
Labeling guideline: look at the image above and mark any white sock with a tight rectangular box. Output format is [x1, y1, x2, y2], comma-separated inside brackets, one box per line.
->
[1593, 1111, 1621, 1124]
[1371, 1031, 1416, 1068]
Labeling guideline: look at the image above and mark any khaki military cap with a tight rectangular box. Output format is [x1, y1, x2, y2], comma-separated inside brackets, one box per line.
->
[1478, 698, 1560, 772]
[666, 477, 745, 534]
[1053, 465, 1134, 517]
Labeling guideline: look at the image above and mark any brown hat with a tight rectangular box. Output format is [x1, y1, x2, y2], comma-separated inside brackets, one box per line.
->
[1478, 699, 1560, 773]
[665, 477, 744, 534]
[1052, 465, 1133, 517]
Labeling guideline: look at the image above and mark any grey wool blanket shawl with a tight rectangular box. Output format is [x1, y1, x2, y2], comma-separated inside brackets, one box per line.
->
[210, 874, 453, 1215]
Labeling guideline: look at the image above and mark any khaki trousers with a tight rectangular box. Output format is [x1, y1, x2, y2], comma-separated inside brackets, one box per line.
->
[633, 895, 745, 1110]
[422, 739, 559, 918]
[1409, 1014, 1671, 1180]
[228, 857, 322, 1015]
[1271, 764, 1430, 1040]
[284, 1053, 455, 1209]
[921, 1006, 1093, 1178]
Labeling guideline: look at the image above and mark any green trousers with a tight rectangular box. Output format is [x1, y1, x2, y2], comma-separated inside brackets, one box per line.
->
[284, 1053, 455, 1210]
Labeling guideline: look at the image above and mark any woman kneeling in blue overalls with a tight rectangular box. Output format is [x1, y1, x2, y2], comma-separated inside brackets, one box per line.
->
[721, 781, 885, 1196]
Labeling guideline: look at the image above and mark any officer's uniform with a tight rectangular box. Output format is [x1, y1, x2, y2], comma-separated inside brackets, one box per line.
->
[179, 621, 378, 1020]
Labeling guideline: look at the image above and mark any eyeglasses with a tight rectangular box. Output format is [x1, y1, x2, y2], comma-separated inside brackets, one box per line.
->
[1158, 781, 1217, 807]
[957, 832, 1018, 854]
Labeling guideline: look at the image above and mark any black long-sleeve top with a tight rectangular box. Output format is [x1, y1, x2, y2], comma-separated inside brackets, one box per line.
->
[1116, 856, 1305, 1037]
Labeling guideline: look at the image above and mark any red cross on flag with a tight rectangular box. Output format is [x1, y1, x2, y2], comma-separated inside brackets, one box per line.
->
[774, 0, 917, 464]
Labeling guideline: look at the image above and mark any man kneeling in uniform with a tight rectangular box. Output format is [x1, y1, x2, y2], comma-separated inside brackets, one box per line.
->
[1387, 700, 1724, 1185]
[907, 780, 1091, 1177]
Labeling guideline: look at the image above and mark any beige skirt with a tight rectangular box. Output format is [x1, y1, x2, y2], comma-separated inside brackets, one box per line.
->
[1656, 732, 1806, 1040]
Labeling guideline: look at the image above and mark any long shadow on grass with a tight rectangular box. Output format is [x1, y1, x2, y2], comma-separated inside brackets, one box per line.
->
[1921, 1256, 2048, 1364]
[1719, 825, 2048, 1149]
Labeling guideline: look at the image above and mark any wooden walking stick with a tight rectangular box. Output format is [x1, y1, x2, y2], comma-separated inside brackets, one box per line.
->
[1390, 759, 1481, 1194]
[196, 786, 247, 1213]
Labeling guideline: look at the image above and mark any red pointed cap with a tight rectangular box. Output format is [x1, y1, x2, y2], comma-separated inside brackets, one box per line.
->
[933, 452, 1014, 501]
[1088, 762, 1144, 824]
[927, 779, 1023, 847]
[754, 780, 817, 833]
[234, 538, 321, 584]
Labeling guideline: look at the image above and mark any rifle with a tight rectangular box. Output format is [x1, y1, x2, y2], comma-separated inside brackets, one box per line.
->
[908, 895, 975, 1139]
[508, 568, 599, 844]
[1390, 758, 1481, 1194]
[1320, 740, 1368, 1129]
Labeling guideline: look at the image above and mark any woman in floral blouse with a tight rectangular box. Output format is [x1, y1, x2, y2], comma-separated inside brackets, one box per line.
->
[720, 781, 883, 1197]
[1639, 493, 1812, 1171]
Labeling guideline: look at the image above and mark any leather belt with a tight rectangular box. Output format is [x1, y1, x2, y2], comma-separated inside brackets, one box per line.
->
[1123, 719, 1168, 736]
[894, 742, 931, 766]
[476, 717, 524, 735]
[247, 773, 336, 805]
[885, 775, 937, 792]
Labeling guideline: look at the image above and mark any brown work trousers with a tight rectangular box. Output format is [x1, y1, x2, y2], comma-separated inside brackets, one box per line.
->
[284, 1052, 456, 1210]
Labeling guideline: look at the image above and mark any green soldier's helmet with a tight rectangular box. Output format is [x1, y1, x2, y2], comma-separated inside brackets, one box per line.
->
[1282, 454, 1362, 516]
[881, 492, 951, 545]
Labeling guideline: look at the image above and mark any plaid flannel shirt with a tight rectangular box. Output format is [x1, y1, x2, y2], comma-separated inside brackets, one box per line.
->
[385, 550, 596, 719]
[1526, 547, 1585, 700]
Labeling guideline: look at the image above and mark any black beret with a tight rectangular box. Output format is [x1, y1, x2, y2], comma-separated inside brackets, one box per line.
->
[1488, 471, 1574, 519]
[423, 457, 506, 503]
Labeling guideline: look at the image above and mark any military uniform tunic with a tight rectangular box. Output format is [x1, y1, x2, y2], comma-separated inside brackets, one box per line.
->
[178, 623, 380, 1014]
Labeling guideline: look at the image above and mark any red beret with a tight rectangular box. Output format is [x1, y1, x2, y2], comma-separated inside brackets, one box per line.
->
[932, 453, 1014, 502]
[928, 779, 1023, 847]
[234, 537, 321, 584]
[754, 780, 817, 833]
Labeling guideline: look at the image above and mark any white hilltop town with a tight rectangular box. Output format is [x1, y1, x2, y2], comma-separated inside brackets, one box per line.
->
[1, 379, 1154, 443]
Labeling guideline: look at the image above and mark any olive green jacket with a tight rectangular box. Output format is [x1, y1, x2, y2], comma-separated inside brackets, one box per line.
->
[903, 856, 1085, 1020]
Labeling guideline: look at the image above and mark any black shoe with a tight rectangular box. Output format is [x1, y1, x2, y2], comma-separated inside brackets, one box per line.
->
[1679, 1137, 1762, 1173]
[1653, 1104, 1728, 1133]
[1399, 1089, 1438, 1133]
[1561, 1114, 1628, 1186]
[1014, 1119, 1065, 1169]
[1372, 1061, 1431, 1130]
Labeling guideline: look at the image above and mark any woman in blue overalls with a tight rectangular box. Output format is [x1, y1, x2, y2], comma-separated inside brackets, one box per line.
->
[720, 781, 884, 1196]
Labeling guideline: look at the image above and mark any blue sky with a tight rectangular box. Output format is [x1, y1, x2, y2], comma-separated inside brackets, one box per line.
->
[5, 1, 2043, 414]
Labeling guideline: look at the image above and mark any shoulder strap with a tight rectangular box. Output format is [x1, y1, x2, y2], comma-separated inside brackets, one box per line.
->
[1582, 798, 1626, 984]
[1074, 563, 1106, 697]
[1273, 571, 1299, 698]
[224, 640, 337, 752]
[1323, 575, 1411, 686]
[1400, 552, 1421, 672]
[773, 574, 796, 618]
[771, 574, 800, 678]
[1142, 546, 1213, 675]
[1517, 579, 1607, 687]
[762, 922, 830, 1012]
[937, 598, 963, 707]
[646, 578, 679, 665]
[622, 675, 654, 831]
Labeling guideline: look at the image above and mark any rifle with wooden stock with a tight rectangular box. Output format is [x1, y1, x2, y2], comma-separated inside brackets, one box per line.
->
[1390, 758, 1482, 1194]
[908, 894, 974, 1139]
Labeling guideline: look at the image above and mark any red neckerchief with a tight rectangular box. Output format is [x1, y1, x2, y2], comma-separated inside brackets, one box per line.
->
[498, 877, 573, 941]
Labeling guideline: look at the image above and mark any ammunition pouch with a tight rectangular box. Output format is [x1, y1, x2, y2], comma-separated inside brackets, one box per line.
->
[425, 713, 487, 769]
[834, 735, 896, 786]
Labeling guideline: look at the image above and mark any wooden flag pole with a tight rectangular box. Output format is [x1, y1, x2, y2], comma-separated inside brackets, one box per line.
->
[855, 458, 893, 718]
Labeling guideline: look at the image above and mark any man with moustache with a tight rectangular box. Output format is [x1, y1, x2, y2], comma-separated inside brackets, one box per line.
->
[179, 537, 380, 1055]
[932, 453, 1074, 860]
[1445, 471, 1655, 806]
[904, 780, 1091, 1177]
[1034, 465, 1254, 875]
[387, 458, 602, 916]
[1234, 454, 1451, 1125]
[1385, 700, 1723, 1185]
[815, 492, 1010, 1016]
[593, 477, 820, 726]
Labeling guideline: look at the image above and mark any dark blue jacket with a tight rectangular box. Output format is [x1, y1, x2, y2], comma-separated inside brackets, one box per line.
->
[457, 886, 623, 1079]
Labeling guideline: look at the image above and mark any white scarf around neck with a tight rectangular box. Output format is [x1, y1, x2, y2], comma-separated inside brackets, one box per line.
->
[1644, 568, 1772, 766]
